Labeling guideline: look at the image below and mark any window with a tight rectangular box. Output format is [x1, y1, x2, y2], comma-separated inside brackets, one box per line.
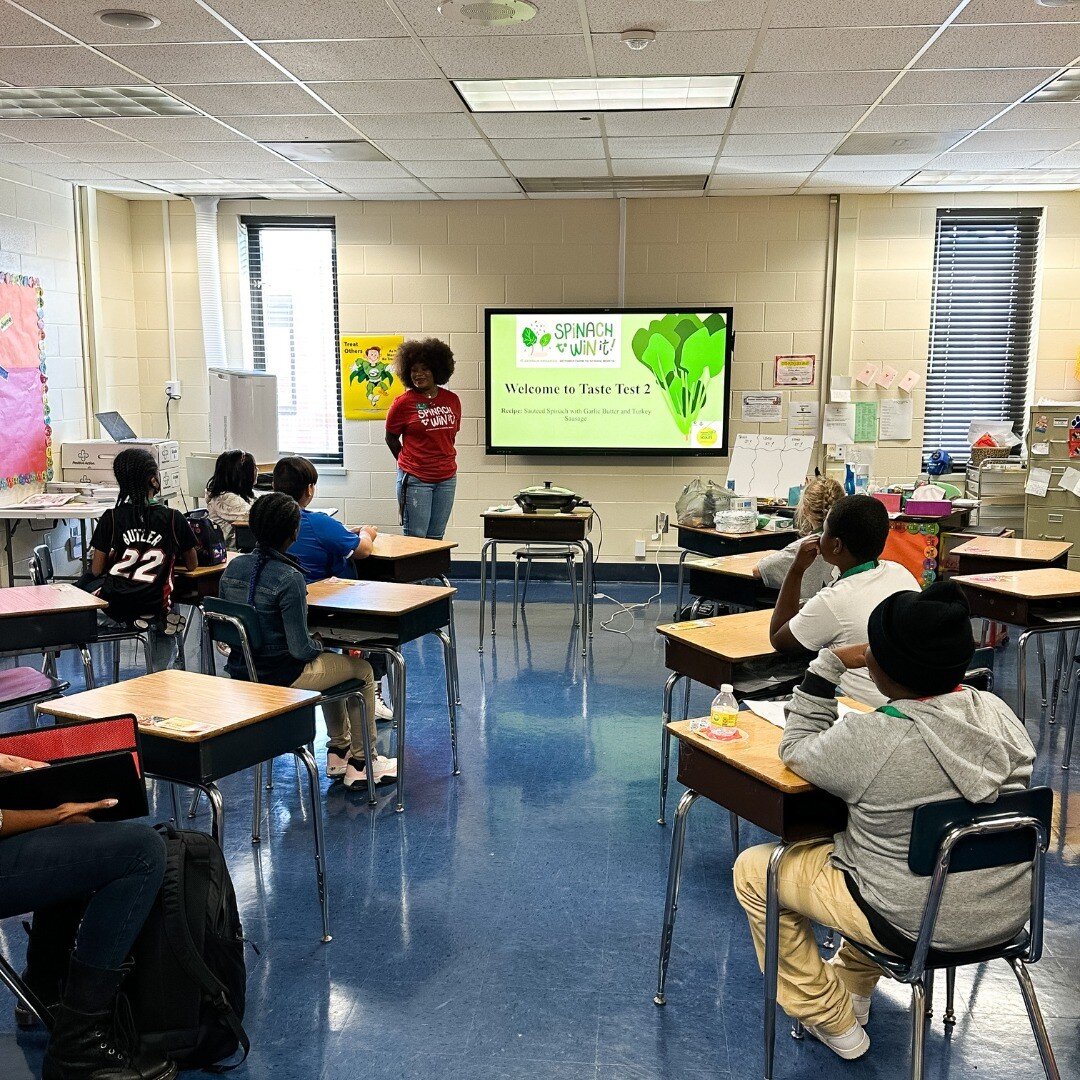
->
[242, 217, 342, 464]
[923, 208, 1041, 465]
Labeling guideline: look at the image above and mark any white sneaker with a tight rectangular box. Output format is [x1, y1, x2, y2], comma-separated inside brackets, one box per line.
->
[343, 755, 398, 789]
[325, 747, 348, 779]
[827, 954, 871, 1025]
[804, 1020, 870, 1061]
[374, 688, 393, 721]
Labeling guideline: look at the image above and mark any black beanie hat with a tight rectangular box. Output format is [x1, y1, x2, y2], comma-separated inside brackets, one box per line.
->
[867, 580, 975, 696]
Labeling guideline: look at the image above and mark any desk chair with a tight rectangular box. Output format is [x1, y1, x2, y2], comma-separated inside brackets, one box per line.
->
[0, 946, 53, 1031]
[0, 666, 69, 717]
[511, 545, 580, 629]
[798, 787, 1058, 1080]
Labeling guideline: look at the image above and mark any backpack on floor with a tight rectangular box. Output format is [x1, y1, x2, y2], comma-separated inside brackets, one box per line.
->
[185, 509, 228, 567]
[128, 825, 250, 1071]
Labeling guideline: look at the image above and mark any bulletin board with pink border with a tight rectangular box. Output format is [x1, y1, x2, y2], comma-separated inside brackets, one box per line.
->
[0, 272, 51, 490]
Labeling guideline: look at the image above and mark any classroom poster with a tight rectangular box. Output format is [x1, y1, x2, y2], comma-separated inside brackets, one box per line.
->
[0, 272, 51, 489]
[773, 354, 815, 387]
[340, 334, 405, 420]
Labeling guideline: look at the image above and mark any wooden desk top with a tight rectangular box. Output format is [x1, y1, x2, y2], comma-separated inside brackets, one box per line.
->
[952, 537, 1072, 563]
[306, 577, 455, 615]
[175, 552, 240, 580]
[688, 550, 769, 579]
[36, 670, 320, 743]
[656, 608, 775, 662]
[0, 583, 107, 619]
[369, 535, 457, 561]
[953, 567, 1080, 600]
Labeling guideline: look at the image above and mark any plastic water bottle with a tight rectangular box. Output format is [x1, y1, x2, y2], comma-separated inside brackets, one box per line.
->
[710, 684, 739, 729]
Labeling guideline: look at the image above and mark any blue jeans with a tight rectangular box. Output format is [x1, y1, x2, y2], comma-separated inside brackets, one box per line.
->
[397, 469, 457, 540]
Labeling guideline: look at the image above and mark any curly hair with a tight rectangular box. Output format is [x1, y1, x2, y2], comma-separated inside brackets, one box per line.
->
[249, 492, 301, 551]
[794, 476, 845, 536]
[395, 338, 455, 388]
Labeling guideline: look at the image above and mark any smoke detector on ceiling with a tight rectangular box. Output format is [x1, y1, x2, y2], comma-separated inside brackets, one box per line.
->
[437, 0, 537, 25]
[621, 29, 656, 51]
[95, 9, 161, 29]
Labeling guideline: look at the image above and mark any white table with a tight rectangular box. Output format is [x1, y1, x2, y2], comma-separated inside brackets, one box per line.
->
[0, 503, 109, 584]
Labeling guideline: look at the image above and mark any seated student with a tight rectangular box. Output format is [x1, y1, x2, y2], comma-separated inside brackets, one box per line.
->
[753, 476, 845, 600]
[218, 493, 396, 788]
[0, 756, 173, 1079]
[90, 447, 198, 672]
[734, 582, 1035, 1062]
[769, 494, 919, 705]
[205, 449, 257, 547]
[273, 455, 392, 720]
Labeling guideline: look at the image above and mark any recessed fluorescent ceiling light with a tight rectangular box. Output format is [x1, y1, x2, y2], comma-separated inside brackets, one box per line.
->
[0, 86, 196, 119]
[261, 141, 387, 163]
[904, 169, 1080, 190]
[454, 75, 740, 112]
[1026, 67, 1080, 102]
[519, 175, 707, 192]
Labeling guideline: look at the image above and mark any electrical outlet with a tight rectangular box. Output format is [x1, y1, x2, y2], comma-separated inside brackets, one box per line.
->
[165, 380, 182, 400]
[659, 512, 670, 534]
[634, 539, 647, 558]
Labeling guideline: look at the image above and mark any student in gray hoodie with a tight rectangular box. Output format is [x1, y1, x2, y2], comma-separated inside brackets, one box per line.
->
[733, 581, 1035, 1062]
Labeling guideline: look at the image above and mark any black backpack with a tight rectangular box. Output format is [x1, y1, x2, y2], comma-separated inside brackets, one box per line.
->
[128, 826, 250, 1070]
[185, 509, 228, 567]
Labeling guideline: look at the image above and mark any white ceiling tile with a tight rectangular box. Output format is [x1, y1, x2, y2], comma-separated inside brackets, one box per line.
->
[916, 24, 1080, 69]
[818, 153, 936, 170]
[1041, 152, 1080, 169]
[226, 114, 359, 141]
[490, 137, 604, 160]
[421, 36, 591, 79]
[722, 133, 841, 155]
[0, 6, 70, 45]
[0, 118, 133, 142]
[960, 129, 1077, 153]
[730, 106, 866, 134]
[474, 113, 602, 139]
[929, 150, 1048, 170]
[859, 104, 1002, 132]
[611, 158, 715, 176]
[755, 27, 934, 72]
[958, 0, 1080, 22]
[403, 160, 510, 177]
[303, 160, 413, 179]
[602, 110, 731, 137]
[709, 187, 799, 196]
[503, 159, 609, 178]
[607, 136, 721, 159]
[163, 140, 285, 162]
[0, 141, 73, 164]
[92, 180, 170, 196]
[884, 68, 1054, 105]
[715, 154, 828, 171]
[0, 46, 132, 87]
[345, 113, 480, 139]
[440, 192, 525, 199]
[332, 178, 431, 193]
[710, 173, 809, 188]
[312, 81, 465, 114]
[591, 31, 756, 77]
[40, 162, 121, 180]
[988, 103, 1080, 131]
[101, 43, 289, 85]
[206, 0, 409, 40]
[109, 162, 213, 179]
[393, 0, 582, 37]
[373, 138, 496, 161]
[42, 141, 180, 162]
[426, 178, 522, 193]
[261, 40, 440, 82]
[183, 159, 310, 178]
[585, 0, 766, 32]
[21, 0, 239, 43]
[736, 71, 898, 108]
[95, 115, 242, 141]
[164, 83, 324, 115]
[769, 0, 955, 26]
[802, 172, 907, 189]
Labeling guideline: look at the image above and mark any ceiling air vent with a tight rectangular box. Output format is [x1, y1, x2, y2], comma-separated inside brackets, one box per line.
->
[835, 131, 967, 156]
[438, 0, 537, 25]
[520, 176, 708, 193]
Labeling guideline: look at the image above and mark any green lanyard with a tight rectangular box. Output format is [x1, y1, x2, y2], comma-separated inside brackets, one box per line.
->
[878, 704, 908, 719]
[840, 559, 878, 580]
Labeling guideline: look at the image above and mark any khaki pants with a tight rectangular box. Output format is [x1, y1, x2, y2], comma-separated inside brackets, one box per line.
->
[733, 841, 892, 1036]
[291, 652, 376, 762]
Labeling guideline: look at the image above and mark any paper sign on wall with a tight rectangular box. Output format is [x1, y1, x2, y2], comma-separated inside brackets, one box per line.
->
[341, 333, 405, 420]
[726, 434, 815, 498]
[875, 365, 898, 389]
[1058, 468, 1080, 497]
[830, 376, 851, 403]
[787, 401, 819, 436]
[879, 398, 913, 441]
[854, 402, 878, 443]
[823, 403, 856, 445]
[898, 369, 920, 393]
[741, 392, 783, 423]
[854, 363, 878, 387]
[774, 354, 816, 387]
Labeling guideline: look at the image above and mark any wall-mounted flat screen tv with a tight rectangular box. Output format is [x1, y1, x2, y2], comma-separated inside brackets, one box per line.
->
[485, 307, 733, 456]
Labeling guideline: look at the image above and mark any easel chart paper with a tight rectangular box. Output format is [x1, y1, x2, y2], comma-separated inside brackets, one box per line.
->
[727, 434, 814, 498]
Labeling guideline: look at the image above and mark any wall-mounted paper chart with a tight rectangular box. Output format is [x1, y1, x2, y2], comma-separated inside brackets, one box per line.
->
[726, 434, 815, 498]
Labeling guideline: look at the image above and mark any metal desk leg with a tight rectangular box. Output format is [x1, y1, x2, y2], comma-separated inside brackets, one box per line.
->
[4, 520, 14, 588]
[294, 745, 332, 943]
[386, 648, 407, 812]
[251, 763, 264, 845]
[478, 540, 495, 653]
[764, 843, 789, 1080]
[201, 783, 225, 848]
[570, 540, 589, 658]
[674, 549, 692, 619]
[78, 647, 96, 691]
[1037, 635, 1048, 708]
[439, 577, 462, 705]
[490, 541, 498, 638]
[658, 672, 685, 825]
[169, 784, 182, 825]
[584, 537, 595, 641]
[655, 789, 700, 1005]
[352, 691, 377, 805]
[437, 629, 460, 775]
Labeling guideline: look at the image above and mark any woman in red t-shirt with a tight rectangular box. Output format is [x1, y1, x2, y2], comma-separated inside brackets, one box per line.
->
[385, 338, 462, 539]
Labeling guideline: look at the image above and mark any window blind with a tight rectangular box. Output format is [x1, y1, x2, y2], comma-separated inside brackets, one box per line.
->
[243, 217, 343, 464]
[923, 207, 1041, 465]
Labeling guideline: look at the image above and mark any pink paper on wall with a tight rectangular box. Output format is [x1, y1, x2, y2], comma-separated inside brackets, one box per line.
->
[0, 273, 51, 489]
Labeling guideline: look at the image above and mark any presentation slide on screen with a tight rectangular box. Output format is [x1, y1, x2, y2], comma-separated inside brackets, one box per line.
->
[487, 310, 732, 454]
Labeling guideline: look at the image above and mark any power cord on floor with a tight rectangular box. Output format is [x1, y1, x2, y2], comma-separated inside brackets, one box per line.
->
[594, 530, 666, 636]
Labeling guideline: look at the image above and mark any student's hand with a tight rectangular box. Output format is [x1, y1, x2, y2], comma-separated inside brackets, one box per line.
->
[832, 643, 868, 669]
[0, 755, 48, 774]
[54, 799, 118, 825]
[791, 536, 820, 572]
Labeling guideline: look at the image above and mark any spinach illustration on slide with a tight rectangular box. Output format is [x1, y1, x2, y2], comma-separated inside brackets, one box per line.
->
[631, 313, 728, 436]
[521, 325, 552, 353]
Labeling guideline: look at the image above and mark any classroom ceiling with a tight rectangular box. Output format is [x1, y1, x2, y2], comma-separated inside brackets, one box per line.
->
[0, 0, 1078, 199]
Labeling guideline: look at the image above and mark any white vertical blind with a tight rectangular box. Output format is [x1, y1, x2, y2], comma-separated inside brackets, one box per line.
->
[923, 208, 1041, 464]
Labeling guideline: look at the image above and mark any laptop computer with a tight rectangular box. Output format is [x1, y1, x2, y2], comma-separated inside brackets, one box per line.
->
[95, 411, 139, 442]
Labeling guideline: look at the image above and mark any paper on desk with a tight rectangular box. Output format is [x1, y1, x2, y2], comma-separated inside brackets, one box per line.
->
[1025, 468, 1052, 498]
[1058, 467, 1080, 497]
[745, 699, 868, 730]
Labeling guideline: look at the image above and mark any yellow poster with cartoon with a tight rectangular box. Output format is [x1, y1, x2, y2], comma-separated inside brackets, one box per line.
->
[341, 334, 404, 420]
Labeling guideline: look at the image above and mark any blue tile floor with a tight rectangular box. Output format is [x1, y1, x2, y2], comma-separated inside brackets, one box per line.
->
[2, 580, 1079, 1078]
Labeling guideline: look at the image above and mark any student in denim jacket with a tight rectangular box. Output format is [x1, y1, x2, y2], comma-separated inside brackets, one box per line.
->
[219, 493, 396, 789]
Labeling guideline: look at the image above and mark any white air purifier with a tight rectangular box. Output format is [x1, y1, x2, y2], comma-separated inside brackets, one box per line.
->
[208, 368, 279, 463]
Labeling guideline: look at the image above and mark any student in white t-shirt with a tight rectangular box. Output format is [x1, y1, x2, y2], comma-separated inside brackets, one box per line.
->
[769, 494, 920, 705]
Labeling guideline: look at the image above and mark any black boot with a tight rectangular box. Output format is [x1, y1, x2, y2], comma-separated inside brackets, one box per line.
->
[42, 956, 176, 1080]
[16, 902, 84, 1028]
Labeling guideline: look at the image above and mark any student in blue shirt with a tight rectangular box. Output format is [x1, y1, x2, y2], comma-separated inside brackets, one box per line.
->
[272, 456, 393, 718]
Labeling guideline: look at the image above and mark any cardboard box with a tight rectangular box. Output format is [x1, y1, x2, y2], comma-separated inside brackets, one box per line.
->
[60, 439, 180, 470]
[61, 464, 180, 497]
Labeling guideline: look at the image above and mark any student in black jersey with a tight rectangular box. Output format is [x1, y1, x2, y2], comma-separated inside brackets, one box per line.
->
[90, 448, 198, 672]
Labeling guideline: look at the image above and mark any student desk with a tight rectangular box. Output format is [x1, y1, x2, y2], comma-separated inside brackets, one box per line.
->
[674, 525, 795, 617]
[173, 553, 241, 673]
[655, 712, 848, 1080]
[305, 578, 459, 813]
[953, 568, 1080, 724]
[479, 509, 595, 656]
[0, 583, 108, 687]
[37, 670, 331, 941]
[685, 550, 779, 611]
[0, 504, 108, 584]
[951, 537, 1071, 577]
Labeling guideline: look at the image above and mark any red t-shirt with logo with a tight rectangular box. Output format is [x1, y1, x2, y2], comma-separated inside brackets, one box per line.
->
[385, 388, 462, 483]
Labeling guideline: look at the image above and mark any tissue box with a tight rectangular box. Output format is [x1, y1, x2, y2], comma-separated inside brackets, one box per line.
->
[903, 499, 953, 517]
[872, 492, 902, 513]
